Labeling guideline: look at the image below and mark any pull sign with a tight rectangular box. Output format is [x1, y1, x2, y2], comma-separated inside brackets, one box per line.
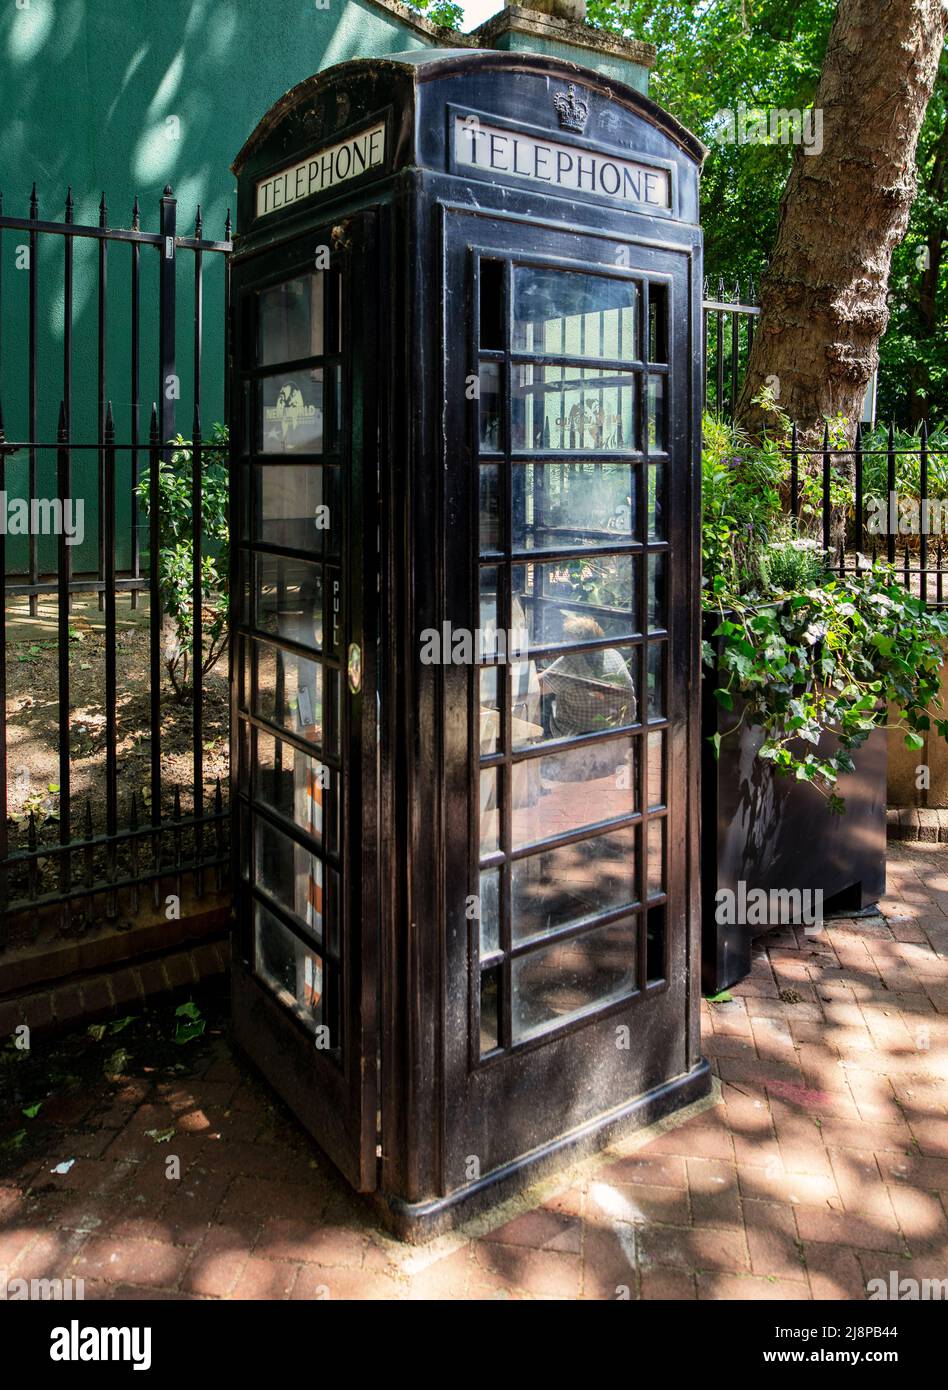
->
[347, 643, 362, 695]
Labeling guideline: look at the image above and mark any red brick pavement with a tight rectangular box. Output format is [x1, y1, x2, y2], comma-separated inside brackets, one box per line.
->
[1, 841, 946, 1300]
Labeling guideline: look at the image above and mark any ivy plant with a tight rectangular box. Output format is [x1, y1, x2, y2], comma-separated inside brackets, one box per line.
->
[703, 411, 948, 811]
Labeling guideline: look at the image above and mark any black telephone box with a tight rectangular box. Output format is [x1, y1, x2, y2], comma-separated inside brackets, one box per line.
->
[229, 48, 709, 1238]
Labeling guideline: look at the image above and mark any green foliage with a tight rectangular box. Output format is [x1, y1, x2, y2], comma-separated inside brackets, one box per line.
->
[403, 0, 464, 30]
[703, 415, 948, 808]
[136, 424, 229, 702]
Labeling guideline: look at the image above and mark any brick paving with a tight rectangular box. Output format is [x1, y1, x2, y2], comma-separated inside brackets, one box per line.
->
[1, 840, 947, 1301]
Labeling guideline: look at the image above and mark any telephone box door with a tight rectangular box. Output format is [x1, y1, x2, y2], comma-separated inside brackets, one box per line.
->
[230, 216, 379, 1192]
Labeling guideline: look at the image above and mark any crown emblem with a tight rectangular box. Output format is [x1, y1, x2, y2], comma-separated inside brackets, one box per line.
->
[553, 84, 589, 134]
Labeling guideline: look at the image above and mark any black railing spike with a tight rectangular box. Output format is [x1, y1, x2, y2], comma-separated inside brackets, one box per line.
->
[163, 184, 174, 198]
[920, 418, 928, 446]
[822, 420, 830, 447]
[193, 401, 201, 436]
[29, 182, 37, 218]
[214, 777, 223, 813]
[717, 275, 724, 301]
[27, 810, 37, 853]
[65, 187, 74, 222]
[194, 204, 202, 238]
[99, 192, 107, 228]
[887, 420, 895, 445]
[132, 195, 140, 230]
[57, 400, 67, 439]
[129, 789, 138, 832]
[731, 277, 740, 303]
[173, 785, 182, 819]
[105, 399, 115, 436]
[225, 207, 232, 240]
[149, 401, 159, 441]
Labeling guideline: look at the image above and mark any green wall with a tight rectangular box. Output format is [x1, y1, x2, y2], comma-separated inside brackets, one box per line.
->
[0, 0, 431, 577]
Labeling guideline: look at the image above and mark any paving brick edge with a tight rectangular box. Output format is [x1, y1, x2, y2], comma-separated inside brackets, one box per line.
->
[886, 805, 948, 842]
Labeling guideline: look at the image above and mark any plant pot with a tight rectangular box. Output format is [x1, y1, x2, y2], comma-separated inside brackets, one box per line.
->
[701, 610, 888, 995]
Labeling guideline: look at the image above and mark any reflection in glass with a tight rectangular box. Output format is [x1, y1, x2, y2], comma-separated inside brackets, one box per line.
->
[480, 967, 500, 1054]
[534, 642, 636, 743]
[253, 638, 324, 747]
[512, 462, 637, 550]
[259, 369, 325, 453]
[648, 552, 666, 631]
[647, 818, 664, 897]
[513, 268, 638, 360]
[648, 287, 667, 363]
[513, 365, 636, 452]
[254, 903, 325, 1033]
[511, 917, 637, 1040]
[511, 826, 637, 943]
[258, 273, 325, 366]
[512, 554, 638, 648]
[511, 736, 636, 848]
[480, 767, 500, 855]
[647, 374, 665, 451]
[479, 362, 502, 452]
[255, 464, 337, 553]
[255, 815, 325, 943]
[254, 554, 323, 650]
[647, 642, 665, 720]
[647, 462, 664, 539]
[479, 465, 501, 553]
[480, 868, 501, 956]
[647, 730, 665, 810]
[256, 729, 337, 851]
[479, 666, 500, 756]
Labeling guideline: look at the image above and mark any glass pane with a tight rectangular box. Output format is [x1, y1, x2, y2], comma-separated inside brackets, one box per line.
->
[479, 666, 501, 756]
[647, 642, 665, 720]
[479, 566, 500, 660]
[258, 273, 324, 366]
[253, 637, 325, 747]
[647, 730, 665, 809]
[647, 904, 666, 982]
[516, 644, 638, 748]
[255, 815, 326, 943]
[647, 818, 664, 897]
[480, 259, 505, 350]
[512, 917, 637, 1041]
[479, 362, 502, 452]
[513, 268, 638, 360]
[647, 462, 664, 539]
[512, 461, 637, 550]
[511, 736, 637, 849]
[480, 768, 500, 855]
[647, 374, 665, 451]
[479, 868, 501, 956]
[512, 554, 638, 648]
[648, 286, 667, 363]
[512, 825, 637, 943]
[259, 369, 325, 454]
[254, 554, 323, 650]
[648, 552, 666, 631]
[255, 464, 339, 553]
[255, 729, 337, 851]
[479, 465, 502, 553]
[255, 903, 325, 1033]
[480, 966, 500, 1054]
[512, 365, 636, 453]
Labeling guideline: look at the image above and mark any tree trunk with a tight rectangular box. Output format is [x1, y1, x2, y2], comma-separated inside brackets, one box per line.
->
[736, 0, 948, 443]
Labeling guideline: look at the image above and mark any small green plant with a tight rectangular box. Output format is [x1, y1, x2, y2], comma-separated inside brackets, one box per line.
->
[703, 410, 948, 810]
[136, 424, 229, 701]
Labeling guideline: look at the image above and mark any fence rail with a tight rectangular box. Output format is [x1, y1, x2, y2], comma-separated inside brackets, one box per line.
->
[0, 185, 231, 937]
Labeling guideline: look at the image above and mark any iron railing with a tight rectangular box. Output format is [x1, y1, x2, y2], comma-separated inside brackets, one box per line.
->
[702, 276, 759, 419]
[0, 185, 232, 938]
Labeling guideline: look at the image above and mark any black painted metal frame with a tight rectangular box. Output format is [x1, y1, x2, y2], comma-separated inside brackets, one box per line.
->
[230, 48, 709, 1236]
